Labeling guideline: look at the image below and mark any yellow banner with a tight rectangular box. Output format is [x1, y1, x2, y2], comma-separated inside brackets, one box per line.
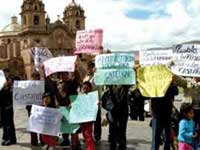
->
[137, 65, 173, 97]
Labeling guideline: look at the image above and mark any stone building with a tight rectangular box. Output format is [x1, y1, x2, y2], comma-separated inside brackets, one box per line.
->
[0, 0, 86, 79]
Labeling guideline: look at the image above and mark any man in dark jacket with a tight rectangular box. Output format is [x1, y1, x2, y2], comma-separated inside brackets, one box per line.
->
[102, 85, 130, 150]
[0, 76, 16, 146]
[151, 83, 178, 150]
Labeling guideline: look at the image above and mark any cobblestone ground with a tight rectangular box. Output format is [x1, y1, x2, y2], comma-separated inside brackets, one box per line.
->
[0, 106, 155, 150]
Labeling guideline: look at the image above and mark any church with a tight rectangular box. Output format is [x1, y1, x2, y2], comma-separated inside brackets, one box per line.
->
[0, 0, 86, 79]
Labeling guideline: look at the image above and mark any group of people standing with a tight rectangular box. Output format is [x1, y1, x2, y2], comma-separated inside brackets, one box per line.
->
[1, 61, 200, 150]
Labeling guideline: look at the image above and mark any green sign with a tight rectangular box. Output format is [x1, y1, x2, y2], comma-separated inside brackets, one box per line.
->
[95, 53, 134, 69]
[94, 69, 135, 85]
[69, 91, 99, 124]
[59, 107, 79, 133]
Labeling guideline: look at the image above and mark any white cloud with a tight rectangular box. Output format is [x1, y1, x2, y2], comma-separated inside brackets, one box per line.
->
[0, 0, 200, 51]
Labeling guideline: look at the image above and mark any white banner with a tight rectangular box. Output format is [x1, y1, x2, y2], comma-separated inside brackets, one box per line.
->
[13, 81, 44, 105]
[171, 44, 200, 77]
[0, 70, 6, 90]
[43, 56, 77, 77]
[139, 49, 173, 66]
[30, 47, 53, 71]
[27, 105, 62, 136]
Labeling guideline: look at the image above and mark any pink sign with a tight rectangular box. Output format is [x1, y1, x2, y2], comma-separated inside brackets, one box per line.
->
[75, 29, 103, 54]
[43, 56, 77, 77]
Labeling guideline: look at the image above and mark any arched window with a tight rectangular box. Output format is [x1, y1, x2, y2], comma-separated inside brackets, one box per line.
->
[76, 20, 81, 29]
[35, 5, 38, 11]
[33, 15, 40, 25]
[0, 45, 7, 58]
[7, 39, 11, 44]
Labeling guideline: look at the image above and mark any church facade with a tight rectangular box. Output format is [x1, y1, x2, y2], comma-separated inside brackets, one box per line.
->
[0, 0, 86, 79]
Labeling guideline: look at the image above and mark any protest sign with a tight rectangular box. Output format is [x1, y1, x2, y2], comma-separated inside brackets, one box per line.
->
[0, 70, 6, 90]
[94, 69, 135, 85]
[69, 91, 99, 123]
[171, 44, 200, 77]
[30, 47, 53, 71]
[13, 81, 44, 105]
[137, 65, 172, 97]
[95, 53, 134, 69]
[43, 56, 77, 77]
[139, 49, 173, 66]
[59, 107, 80, 134]
[75, 29, 103, 54]
[27, 105, 62, 136]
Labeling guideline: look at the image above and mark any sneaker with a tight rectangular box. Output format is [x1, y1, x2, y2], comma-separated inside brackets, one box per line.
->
[1, 140, 6, 146]
[4, 140, 16, 146]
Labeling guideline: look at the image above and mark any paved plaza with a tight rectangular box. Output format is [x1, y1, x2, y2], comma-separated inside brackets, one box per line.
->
[0, 106, 154, 150]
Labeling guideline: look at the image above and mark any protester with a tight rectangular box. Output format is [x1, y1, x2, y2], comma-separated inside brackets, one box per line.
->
[26, 72, 44, 146]
[56, 72, 81, 149]
[81, 81, 96, 150]
[0, 75, 17, 146]
[150, 83, 178, 150]
[178, 103, 197, 150]
[83, 62, 102, 142]
[41, 93, 57, 150]
[102, 85, 130, 150]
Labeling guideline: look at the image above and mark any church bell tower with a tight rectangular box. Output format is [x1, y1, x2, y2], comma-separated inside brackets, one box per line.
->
[20, 0, 46, 32]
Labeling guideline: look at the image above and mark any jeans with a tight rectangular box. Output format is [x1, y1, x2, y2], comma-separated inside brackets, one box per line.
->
[94, 108, 102, 141]
[151, 117, 171, 150]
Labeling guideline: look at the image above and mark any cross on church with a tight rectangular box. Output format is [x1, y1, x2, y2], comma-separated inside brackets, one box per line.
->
[57, 15, 60, 20]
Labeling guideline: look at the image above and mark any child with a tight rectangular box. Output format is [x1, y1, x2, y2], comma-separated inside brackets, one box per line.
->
[41, 93, 57, 150]
[81, 81, 95, 150]
[178, 103, 197, 150]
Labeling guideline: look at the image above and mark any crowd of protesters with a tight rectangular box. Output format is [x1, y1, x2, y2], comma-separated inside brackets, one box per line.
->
[1, 62, 200, 150]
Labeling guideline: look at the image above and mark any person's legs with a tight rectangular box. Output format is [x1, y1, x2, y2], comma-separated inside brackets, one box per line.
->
[26, 106, 38, 146]
[163, 120, 171, 150]
[82, 122, 95, 150]
[138, 100, 145, 121]
[1, 108, 9, 144]
[151, 117, 162, 150]
[118, 115, 128, 150]
[6, 108, 16, 143]
[109, 121, 117, 150]
[94, 108, 102, 141]
[60, 134, 70, 146]
[71, 134, 81, 150]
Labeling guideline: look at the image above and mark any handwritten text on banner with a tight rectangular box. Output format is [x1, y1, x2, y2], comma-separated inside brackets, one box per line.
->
[69, 91, 99, 124]
[139, 49, 173, 66]
[171, 44, 200, 77]
[13, 81, 44, 105]
[43, 56, 77, 77]
[95, 53, 134, 69]
[137, 65, 172, 97]
[27, 105, 62, 136]
[75, 29, 103, 54]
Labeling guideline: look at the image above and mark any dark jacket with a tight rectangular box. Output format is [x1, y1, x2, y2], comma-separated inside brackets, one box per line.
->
[0, 87, 13, 109]
[151, 85, 178, 120]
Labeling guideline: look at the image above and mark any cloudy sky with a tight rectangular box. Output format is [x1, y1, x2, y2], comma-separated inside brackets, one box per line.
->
[0, 0, 200, 51]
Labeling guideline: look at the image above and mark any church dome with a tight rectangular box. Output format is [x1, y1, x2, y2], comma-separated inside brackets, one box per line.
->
[1, 16, 21, 33]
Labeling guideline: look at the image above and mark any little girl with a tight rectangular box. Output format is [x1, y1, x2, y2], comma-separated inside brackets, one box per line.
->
[41, 93, 57, 150]
[81, 81, 95, 150]
[178, 103, 197, 150]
